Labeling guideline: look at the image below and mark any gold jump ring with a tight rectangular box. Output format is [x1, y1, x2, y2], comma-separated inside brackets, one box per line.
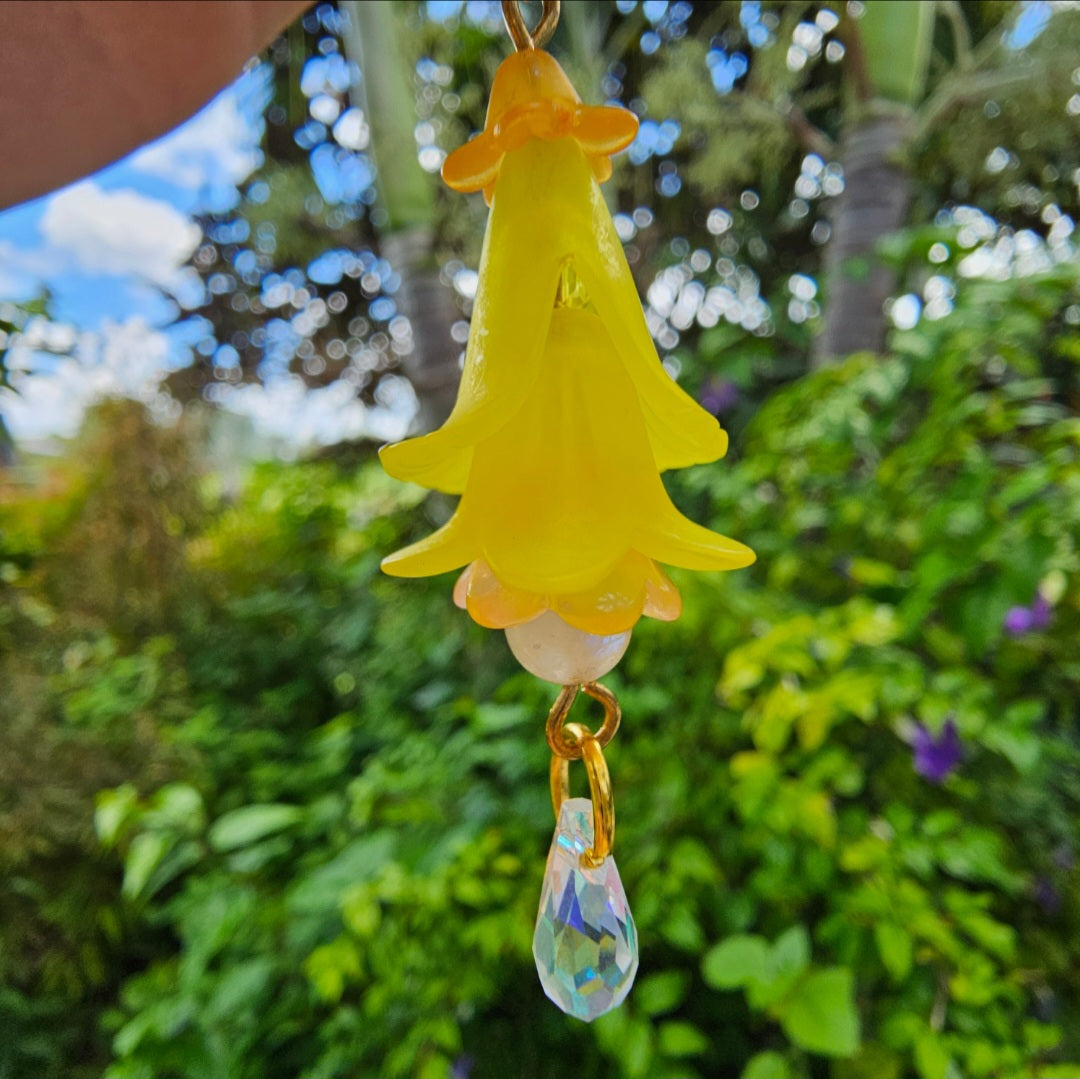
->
[549, 726, 615, 868]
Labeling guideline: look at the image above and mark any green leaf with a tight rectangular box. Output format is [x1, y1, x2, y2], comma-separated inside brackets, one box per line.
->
[744, 1051, 795, 1079]
[148, 783, 204, 832]
[623, 1018, 654, 1079]
[874, 922, 914, 983]
[472, 701, 530, 732]
[209, 958, 275, 1016]
[593, 1003, 630, 1055]
[657, 1020, 709, 1058]
[747, 925, 812, 1009]
[635, 970, 689, 1016]
[767, 924, 810, 986]
[208, 804, 304, 853]
[833, 1043, 904, 1079]
[417, 1054, 453, 1079]
[914, 1032, 950, 1079]
[701, 934, 770, 990]
[288, 833, 396, 915]
[141, 839, 202, 900]
[848, 557, 900, 586]
[95, 783, 139, 847]
[659, 903, 705, 952]
[122, 832, 170, 900]
[982, 724, 1041, 774]
[780, 967, 860, 1057]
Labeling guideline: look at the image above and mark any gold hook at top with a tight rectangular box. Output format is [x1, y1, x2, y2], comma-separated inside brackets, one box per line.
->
[501, 0, 560, 51]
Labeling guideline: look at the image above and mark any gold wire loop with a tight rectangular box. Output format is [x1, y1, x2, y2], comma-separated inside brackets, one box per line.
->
[501, 0, 560, 51]
[546, 681, 621, 760]
[549, 729, 615, 868]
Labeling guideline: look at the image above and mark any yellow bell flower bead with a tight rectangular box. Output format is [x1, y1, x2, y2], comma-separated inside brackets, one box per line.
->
[379, 136, 728, 495]
[441, 48, 638, 204]
[380, 49, 754, 635]
[381, 305, 754, 619]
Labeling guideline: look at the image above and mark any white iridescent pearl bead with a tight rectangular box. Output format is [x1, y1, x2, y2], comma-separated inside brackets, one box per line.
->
[505, 610, 631, 684]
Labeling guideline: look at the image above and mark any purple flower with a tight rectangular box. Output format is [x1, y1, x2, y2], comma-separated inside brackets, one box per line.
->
[1004, 605, 1035, 636]
[913, 718, 963, 784]
[451, 1056, 474, 1079]
[1004, 590, 1053, 636]
[699, 376, 739, 416]
[1030, 592, 1052, 630]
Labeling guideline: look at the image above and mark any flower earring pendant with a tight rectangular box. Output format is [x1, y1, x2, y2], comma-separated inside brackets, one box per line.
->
[380, 0, 754, 1019]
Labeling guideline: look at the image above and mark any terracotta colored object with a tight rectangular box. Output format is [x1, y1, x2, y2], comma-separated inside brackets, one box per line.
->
[0, 0, 310, 210]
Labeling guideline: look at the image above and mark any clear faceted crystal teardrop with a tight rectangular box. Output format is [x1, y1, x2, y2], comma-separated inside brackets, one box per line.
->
[532, 797, 639, 1021]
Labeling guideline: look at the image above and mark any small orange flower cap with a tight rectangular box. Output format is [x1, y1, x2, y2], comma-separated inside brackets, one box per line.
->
[441, 49, 638, 203]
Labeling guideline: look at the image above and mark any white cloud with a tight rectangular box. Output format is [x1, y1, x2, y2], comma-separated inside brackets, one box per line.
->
[3, 320, 415, 451]
[222, 375, 415, 449]
[39, 182, 201, 290]
[2, 316, 79, 370]
[223, 377, 369, 447]
[130, 84, 263, 191]
[1, 317, 173, 440]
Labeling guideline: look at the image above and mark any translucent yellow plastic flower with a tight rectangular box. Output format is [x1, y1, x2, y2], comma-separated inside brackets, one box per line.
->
[380, 50, 753, 635]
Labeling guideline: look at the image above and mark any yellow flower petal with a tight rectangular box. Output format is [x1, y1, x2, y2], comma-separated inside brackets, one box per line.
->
[464, 560, 546, 629]
[638, 502, 756, 572]
[381, 138, 730, 494]
[380, 139, 575, 494]
[643, 562, 683, 622]
[574, 175, 729, 471]
[380, 512, 474, 578]
[383, 304, 753, 594]
[441, 50, 636, 201]
[552, 552, 651, 635]
[462, 306, 646, 592]
[453, 554, 679, 634]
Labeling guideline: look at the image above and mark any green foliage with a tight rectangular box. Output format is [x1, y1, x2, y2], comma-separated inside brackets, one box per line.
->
[914, 7, 1080, 221]
[1, 260, 1079, 1078]
[684, 256, 1080, 1078]
[642, 31, 797, 198]
[0, 400, 197, 1079]
[703, 928, 861, 1056]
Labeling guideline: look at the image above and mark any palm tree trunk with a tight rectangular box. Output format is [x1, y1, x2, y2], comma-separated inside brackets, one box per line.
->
[814, 0, 933, 365]
[815, 111, 911, 362]
[340, 0, 460, 432]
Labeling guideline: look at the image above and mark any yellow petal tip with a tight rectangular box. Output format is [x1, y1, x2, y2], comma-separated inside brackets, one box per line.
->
[441, 50, 637, 194]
